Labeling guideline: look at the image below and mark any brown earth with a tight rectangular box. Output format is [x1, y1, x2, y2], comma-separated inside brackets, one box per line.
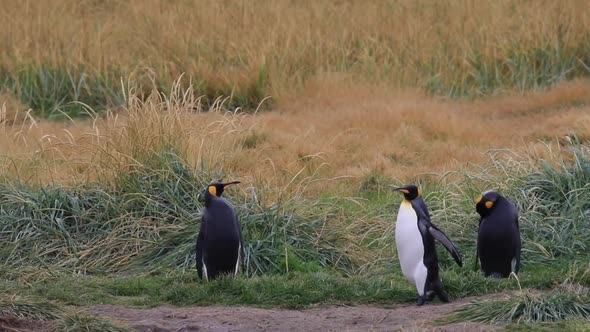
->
[0, 315, 54, 332]
[84, 293, 506, 332]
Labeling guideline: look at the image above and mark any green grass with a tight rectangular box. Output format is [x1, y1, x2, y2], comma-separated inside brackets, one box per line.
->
[425, 41, 590, 97]
[0, 64, 123, 120]
[440, 287, 590, 325]
[0, 258, 583, 310]
[0, 296, 61, 321]
[499, 319, 590, 332]
[0, 149, 357, 276]
[0, 64, 270, 119]
[0, 295, 129, 332]
[55, 313, 129, 332]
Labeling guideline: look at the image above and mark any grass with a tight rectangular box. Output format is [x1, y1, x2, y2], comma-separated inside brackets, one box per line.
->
[55, 313, 129, 332]
[0, 64, 124, 120]
[499, 319, 590, 332]
[1, 1, 590, 117]
[440, 286, 590, 325]
[0, 259, 582, 310]
[0, 295, 129, 332]
[0, 296, 61, 321]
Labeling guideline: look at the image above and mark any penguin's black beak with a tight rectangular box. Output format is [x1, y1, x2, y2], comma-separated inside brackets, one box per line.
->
[221, 181, 241, 188]
[393, 187, 410, 194]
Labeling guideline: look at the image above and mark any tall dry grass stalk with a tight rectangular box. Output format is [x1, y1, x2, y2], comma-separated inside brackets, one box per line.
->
[1, 0, 589, 100]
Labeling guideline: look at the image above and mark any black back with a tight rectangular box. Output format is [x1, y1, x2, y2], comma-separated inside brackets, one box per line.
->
[476, 192, 521, 278]
[196, 185, 243, 280]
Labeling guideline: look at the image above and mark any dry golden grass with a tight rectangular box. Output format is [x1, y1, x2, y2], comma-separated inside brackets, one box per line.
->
[1, 0, 589, 193]
[1, 0, 589, 98]
[1, 79, 589, 195]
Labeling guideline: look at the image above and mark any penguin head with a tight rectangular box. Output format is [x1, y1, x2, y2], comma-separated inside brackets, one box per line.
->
[475, 190, 499, 216]
[205, 180, 241, 199]
[394, 184, 422, 201]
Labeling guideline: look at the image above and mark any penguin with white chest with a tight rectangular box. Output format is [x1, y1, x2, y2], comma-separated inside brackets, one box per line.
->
[394, 184, 463, 305]
[196, 180, 244, 281]
[475, 190, 521, 278]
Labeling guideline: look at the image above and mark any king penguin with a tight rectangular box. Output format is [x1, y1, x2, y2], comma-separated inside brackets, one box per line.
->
[475, 190, 521, 278]
[394, 184, 463, 305]
[196, 180, 244, 281]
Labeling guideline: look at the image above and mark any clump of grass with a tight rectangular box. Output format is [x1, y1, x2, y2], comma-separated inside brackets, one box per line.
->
[425, 39, 590, 97]
[0, 154, 358, 275]
[0, 295, 62, 321]
[1, 64, 124, 119]
[499, 318, 590, 332]
[440, 287, 590, 325]
[55, 312, 129, 332]
[518, 146, 590, 259]
[0, 63, 269, 120]
[417, 145, 590, 271]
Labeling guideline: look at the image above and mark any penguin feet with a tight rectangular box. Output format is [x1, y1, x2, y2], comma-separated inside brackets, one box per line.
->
[488, 272, 504, 279]
[416, 295, 426, 306]
[436, 290, 449, 303]
[426, 291, 436, 301]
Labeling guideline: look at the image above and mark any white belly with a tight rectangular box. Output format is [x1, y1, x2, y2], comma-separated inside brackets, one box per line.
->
[395, 200, 427, 286]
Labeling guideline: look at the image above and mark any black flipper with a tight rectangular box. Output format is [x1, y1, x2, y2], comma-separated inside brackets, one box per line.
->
[428, 226, 463, 267]
[512, 217, 521, 274]
[236, 215, 245, 275]
[474, 245, 480, 271]
[196, 213, 208, 280]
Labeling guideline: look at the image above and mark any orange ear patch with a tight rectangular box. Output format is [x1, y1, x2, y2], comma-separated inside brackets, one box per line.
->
[418, 188, 423, 196]
[485, 201, 494, 209]
[208, 186, 217, 196]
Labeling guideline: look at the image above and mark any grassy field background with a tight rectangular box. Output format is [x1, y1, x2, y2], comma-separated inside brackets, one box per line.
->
[1, 0, 590, 331]
[1, 0, 590, 115]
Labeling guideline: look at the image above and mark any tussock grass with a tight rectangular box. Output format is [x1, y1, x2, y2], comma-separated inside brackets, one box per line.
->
[0, 295, 61, 321]
[0, 295, 127, 332]
[1, 64, 123, 119]
[0, 81, 362, 275]
[0, 155, 358, 275]
[441, 287, 590, 324]
[55, 312, 129, 332]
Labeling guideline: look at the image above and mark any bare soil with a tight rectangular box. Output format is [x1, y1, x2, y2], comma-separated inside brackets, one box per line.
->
[0, 293, 509, 332]
[0, 315, 54, 332]
[87, 293, 506, 332]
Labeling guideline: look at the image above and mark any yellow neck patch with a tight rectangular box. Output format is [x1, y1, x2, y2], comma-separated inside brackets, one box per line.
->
[475, 195, 483, 204]
[485, 201, 494, 209]
[418, 188, 423, 197]
[208, 186, 217, 196]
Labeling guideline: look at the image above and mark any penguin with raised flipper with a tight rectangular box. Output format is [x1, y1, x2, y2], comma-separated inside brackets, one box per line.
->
[394, 184, 463, 305]
[475, 190, 521, 278]
[196, 180, 243, 281]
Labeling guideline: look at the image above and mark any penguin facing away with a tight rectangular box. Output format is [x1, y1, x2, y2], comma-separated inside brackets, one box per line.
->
[394, 184, 463, 305]
[196, 180, 244, 281]
[475, 190, 521, 278]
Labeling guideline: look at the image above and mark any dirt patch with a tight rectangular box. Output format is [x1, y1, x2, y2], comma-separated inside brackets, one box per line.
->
[0, 315, 54, 332]
[89, 293, 507, 332]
